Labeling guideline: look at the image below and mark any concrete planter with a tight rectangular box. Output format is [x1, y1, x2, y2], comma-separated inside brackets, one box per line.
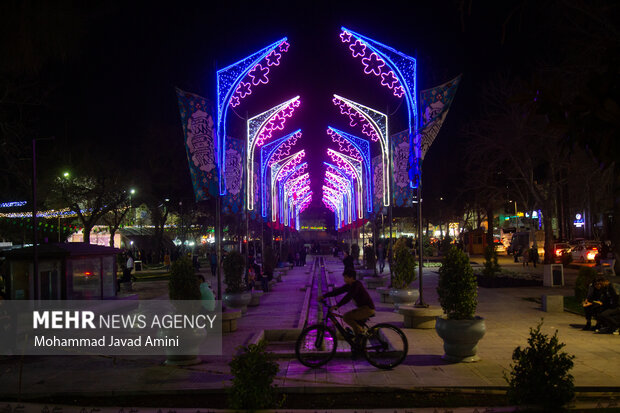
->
[159, 326, 207, 366]
[223, 291, 252, 314]
[389, 288, 419, 309]
[435, 316, 486, 363]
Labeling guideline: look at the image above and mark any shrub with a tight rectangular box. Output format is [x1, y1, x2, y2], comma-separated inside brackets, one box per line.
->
[168, 257, 201, 300]
[363, 245, 376, 273]
[505, 320, 575, 409]
[574, 266, 598, 303]
[229, 340, 281, 410]
[482, 245, 501, 277]
[392, 237, 417, 289]
[422, 234, 434, 257]
[223, 250, 245, 293]
[437, 247, 477, 319]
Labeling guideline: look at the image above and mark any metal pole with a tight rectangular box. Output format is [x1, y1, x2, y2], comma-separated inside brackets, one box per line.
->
[416, 173, 427, 307]
[32, 139, 38, 299]
[261, 220, 264, 264]
[216, 194, 222, 300]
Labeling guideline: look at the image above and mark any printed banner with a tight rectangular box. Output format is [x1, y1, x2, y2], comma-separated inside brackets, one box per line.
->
[391, 129, 413, 207]
[175, 88, 219, 200]
[420, 74, 461, 128]
[247, 161, 262, 221]
[222, 137, 244, 214]
[372, 154, 386, 215]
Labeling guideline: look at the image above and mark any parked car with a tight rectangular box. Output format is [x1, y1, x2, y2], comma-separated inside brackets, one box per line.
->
[493, 239, 506, 253]
[570, 244, 599, 262]
[553, 242, 572, 260]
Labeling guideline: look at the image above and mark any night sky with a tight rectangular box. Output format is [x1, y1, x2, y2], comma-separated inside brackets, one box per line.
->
[3, 1, 538, 212]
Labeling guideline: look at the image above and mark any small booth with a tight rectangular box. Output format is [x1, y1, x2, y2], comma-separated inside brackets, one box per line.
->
[1, 243, 120, 300]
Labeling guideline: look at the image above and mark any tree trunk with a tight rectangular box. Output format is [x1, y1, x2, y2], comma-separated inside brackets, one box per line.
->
[542, 209, 555, 264]
[83, 224, 92, 244]
[109, 227, 116, 247]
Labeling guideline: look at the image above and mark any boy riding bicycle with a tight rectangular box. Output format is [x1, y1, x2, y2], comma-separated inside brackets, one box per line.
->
[319, 268, 375, 340]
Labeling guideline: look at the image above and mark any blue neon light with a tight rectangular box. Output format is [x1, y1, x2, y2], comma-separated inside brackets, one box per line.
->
[216, 37, 288, 195]
[340, 27, 418, 187]
[327, 127, 372, 212]
[260, 129, 301, 217]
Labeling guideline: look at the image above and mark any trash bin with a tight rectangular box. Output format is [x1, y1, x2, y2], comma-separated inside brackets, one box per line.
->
[134, 260, 142, 272]
[544, 264, 563, 287]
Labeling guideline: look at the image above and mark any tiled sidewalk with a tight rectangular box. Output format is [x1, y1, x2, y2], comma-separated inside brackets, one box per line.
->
[1, 255, 620, 400]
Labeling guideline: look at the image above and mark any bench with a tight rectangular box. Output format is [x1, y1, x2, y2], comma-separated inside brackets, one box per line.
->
[249, 291, 263, 307]
[600, 259, 616, 276]
[398, 306, 443, 329]
[222, 309, 242, 333]
[376, 287, 393, 303]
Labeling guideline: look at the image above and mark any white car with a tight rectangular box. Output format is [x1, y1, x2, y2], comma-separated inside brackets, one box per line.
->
[570, 244, 599, 262]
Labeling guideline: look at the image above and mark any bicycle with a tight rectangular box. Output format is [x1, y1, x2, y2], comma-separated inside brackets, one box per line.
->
[295, 299, 408, 369]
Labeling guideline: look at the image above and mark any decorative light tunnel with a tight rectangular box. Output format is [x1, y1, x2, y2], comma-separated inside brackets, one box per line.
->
[260, 129, 301, 217]
[216, 37, 290, 194]
[332, 95, 390, 206]
[247, 97, 301, 211]
[322, 188, 345, 229]
[339, 27, 418, 187]
[327, 127, 372, 212]
[270, 152, 306, 223]
[327, 149, 364, 219]
[325, 168, 355, 224]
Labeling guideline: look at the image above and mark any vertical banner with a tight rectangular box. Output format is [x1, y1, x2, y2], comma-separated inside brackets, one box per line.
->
[222, 137, 244, 214]
[391, 129, 413, 207]
[372, 154, 386, 215]
[176, 88, 218, 200]
[419, 74, 461, 159]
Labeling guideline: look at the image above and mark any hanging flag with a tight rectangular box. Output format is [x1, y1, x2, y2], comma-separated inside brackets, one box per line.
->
[418, 74, 462, 159]
[222, 137, 245, 214]
[372, 154, 386, 215]
[391, 129, 413, 207]
[175, 88, 218, 200]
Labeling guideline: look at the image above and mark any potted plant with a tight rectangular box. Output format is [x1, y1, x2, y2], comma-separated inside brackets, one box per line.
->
[162, 257, 205, 366]
[435, 246, 486, 362]
[223, 250, 251, 313]
[389, 237, 419, 308]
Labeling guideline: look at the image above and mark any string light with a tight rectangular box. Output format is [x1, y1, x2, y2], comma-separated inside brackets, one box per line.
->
[259, 130, 301, 218]
[246, 97, 301, 210]
[333, 94, 390, 207]
[0, 201, 27, 208]
[216, 37, 289, 195]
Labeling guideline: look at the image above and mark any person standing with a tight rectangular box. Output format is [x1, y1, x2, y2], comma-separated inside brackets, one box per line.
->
[124, 253, 134, 282]
[522, 247, 530, 267]
[530, 245, 539, 267]
[163, 252, 171, 271]
[377, 243, 385, 274]
[342, 250, 355, 272]
[198, 275, 215, 311]
[209, 249, 217, 278]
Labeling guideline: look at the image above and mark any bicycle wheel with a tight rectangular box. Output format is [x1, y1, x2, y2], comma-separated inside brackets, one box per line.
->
[295, 324, 338, 368]
[362, 323, 408, 369]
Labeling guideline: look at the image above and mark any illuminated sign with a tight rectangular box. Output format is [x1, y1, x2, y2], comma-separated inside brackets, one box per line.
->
[300, 226, 326, 231]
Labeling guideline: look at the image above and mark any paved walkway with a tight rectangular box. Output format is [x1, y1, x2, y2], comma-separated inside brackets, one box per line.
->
[1, 255, 619, 401]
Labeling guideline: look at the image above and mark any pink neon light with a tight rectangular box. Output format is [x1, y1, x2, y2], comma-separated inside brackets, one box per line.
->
[327, 129, 362, 162]
[361, 53, 384, 76]
[393, 86, 405, 98]
[349, 40, 366, 58]
[249, 64, 270, 85]
[327, 159, 356, 181]
[270, 131, 301, 166]
[266, 50, 282, 66]
[333, 97, 379, 142]
[278, 153, 305, 181]
[380, 71, 398, 89]
[229, 42, 290, 108]
[256, 100, 301, 147]
[341, 33, 405, 99]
